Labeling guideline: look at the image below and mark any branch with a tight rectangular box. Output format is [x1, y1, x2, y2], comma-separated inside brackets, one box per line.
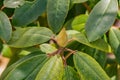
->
[1, 6, 5, 10]
[82, 2, 91, 13]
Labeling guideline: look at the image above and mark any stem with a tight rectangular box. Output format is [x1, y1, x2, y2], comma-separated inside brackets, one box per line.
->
[65, 50, 76, 60]
[47, 47, 67, 66]
[82, 2, 91, 13]
[65, 48, 75, 53]
[47, 49, 59, 57]
[65, 48, 76, 60]
[1, 6, 5, 10]
[65, 52, 73, 60]
[61, 55, 67, 66]
[0, 38, 6, 44]
[47, 47, 65, 57]
[9, 15, 13, 20]
[67, 39, 74, 43]
[50, 37, 58, 46]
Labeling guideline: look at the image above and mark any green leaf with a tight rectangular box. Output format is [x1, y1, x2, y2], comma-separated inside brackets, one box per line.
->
[81, 45, 107, 68]
[72, 14, 88, 32]
[109, 28, 120, 51]
[105, 64, 117, 78]
[12, 0, 47, 26]
[8, 27, 53, 48]
[64, 19, 73, 30]
[85, 0, 118, 42]
[0, 52, 48, 80]
[73, 51, 110, 80]
[63, 66, 81, 80]
[0, 11, 12, 42]
[47, 0, 70, 33]
[1, 44, 12, 58]
[109, 28, 120, 64]
[18, 47, 40, 57]
[72, 32, 109, 52]
[35, 55, 64, 80]
[92, 50, 107, 68]
[4, 0, 25, 8]
[66, 30, 80, 39]
[71, 0, 88, 3]
[40, 43, 57, 53]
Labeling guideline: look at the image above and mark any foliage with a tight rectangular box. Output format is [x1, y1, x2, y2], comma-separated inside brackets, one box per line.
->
[0, 0, 120, 80]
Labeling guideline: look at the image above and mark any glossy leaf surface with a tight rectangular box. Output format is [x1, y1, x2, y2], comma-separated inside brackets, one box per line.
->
[72, 14, 88, 32]
[109, 28, 120, 51]
[40, 43, 57, 53]
[85, 0, 118, 42]
[47, 0, 70, 33]
[35, 55, 64, 80]
[72, 32, 109, 52]
[109, 28, 120, 63]
[62, 66, 80, 80]
[12, 0, 47, 26]
[0, 11, 12, 42]
[0, 52, 48, 80]
[74, 51, 110, 80]
[66, 30, 80, 39]
[4, 0, 25, 8]
[8, 27, 53, 48]
[71, 0, 88, 3]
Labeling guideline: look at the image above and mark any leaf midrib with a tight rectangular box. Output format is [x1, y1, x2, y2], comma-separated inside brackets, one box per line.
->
[75, 52, 107, 80]
[4, 54, 46, 80]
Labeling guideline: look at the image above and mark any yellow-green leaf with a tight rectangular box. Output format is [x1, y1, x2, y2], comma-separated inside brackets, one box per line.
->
[72, 14, 88, 32]
[109, 28, 120, 51]
[1, 44, 12, 58]
[71, 0, 88, 4]
[56, 28, 68, 47]
[40, 43, 57, 53]
[109, 27, 120, 64]
[35, 55, 64, 80]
